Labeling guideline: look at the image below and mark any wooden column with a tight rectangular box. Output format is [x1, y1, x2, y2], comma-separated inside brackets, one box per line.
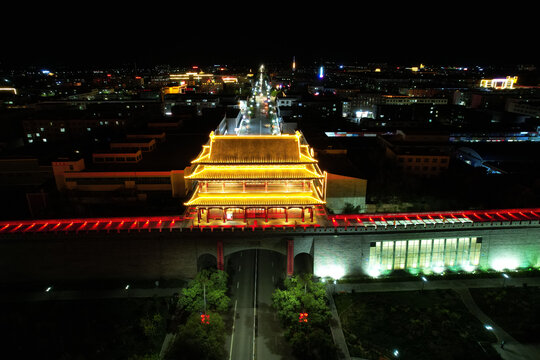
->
[301, 207, 305, 222]
[217, 239, 224, 271]
[287, 239, 294, 276]
[285, 207, 289, 223]
[310, 207, 314, 222]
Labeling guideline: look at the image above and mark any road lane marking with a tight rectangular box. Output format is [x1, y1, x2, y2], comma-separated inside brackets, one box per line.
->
[228, 299, 238, 360]
[253, 249, 258, 360]
[237, 281, 239, 289]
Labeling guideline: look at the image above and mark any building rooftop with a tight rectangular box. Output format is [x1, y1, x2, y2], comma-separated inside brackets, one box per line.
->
[191, 131, 318, 164]
[184, 192, 325, 207]
[186, 164, 324, 180]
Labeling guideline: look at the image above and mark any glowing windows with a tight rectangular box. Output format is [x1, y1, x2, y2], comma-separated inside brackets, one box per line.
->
[381, 241, 394, 270]
[469, 237, 482, 266]
[432, 239, 445, 267]
[406, 240, 419, 269]
[444, 238, 457, 266]
[419, 240, 432, 268]
[456, 237, 471, 266]
[394, 241, 407, 270]
[368, 237, 483, 273]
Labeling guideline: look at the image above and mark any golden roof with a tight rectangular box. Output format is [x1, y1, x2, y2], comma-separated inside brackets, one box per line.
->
[186, 164, 324, 180]
[184, 191, 325, 207]
[191, 132, 317, 164]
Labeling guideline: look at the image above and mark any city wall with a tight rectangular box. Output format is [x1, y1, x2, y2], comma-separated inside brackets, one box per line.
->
[1, 223, 539, 284]
[313, 225, 540, 278]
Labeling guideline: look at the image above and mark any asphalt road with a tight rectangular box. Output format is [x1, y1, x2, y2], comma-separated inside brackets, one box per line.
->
[238, 71, 276, 136]
[227, 249, 294, 360]
[228, 250, 256, 360]
[239, 101, 274, 135]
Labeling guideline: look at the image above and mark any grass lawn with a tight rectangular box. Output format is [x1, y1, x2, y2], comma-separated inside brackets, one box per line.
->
[470, 285, 540, 343]
[0, 296, 172, 359]
[334, 289, 500, 360]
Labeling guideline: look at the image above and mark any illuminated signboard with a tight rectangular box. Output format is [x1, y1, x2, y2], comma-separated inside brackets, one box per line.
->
[480, 76, 518, 90]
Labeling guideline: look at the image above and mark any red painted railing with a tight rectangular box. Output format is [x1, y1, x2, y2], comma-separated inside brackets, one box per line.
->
[327, 208, 540, 227]
[0, 208, 539, 234]
[0, 216, 183, 234]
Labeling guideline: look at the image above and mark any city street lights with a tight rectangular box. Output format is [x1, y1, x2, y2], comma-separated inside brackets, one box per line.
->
[502, 273, 510, 287]
[421, 276, 428, 292]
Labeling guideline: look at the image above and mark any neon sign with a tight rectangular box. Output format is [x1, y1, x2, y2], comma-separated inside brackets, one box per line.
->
[480, 76, 518, 90]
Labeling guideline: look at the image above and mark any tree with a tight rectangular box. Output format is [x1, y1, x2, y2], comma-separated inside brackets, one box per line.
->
[272, 274, 337, 359]
[178, 269, 230, 313]
[342, 202, 362, 214]
[289, 326, 338, 360]
[272, 274, 331, 327]
[165, 312, 226, 360]
[168, 269, 230, 359]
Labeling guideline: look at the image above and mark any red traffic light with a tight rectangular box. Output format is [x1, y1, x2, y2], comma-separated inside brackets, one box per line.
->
[299, 312, 308, 322]
[200, 314, 210, 324]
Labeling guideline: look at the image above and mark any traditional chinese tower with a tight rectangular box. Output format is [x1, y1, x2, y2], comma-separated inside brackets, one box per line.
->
[184, 131, 327, 224]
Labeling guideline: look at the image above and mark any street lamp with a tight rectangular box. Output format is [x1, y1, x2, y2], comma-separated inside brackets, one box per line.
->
[502, 273, 510, 287]
[421, 276, 428, 292]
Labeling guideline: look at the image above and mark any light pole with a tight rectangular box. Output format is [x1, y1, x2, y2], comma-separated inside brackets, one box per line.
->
[502, 273, 510, 287]
[421, 276, 428, 292]
[203, 282, 207, 314]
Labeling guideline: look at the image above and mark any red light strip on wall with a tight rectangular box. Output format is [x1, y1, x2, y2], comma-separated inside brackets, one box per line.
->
[0, 208, 539, 233]
[329, 208, 540, 226]
[0, 216, 183, 234]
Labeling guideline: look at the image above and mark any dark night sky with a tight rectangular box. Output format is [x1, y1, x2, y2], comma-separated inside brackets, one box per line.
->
[3, 4, 539, 68]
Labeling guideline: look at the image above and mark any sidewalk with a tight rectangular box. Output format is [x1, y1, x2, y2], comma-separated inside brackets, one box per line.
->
[326, 287, 352, 360]
[0, 287, 180, 302]
[334, 276, 540, 294]
[455, 287, 540, 360]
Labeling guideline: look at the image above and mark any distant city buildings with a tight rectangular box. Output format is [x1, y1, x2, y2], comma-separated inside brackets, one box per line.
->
[1, 60, 540, 219]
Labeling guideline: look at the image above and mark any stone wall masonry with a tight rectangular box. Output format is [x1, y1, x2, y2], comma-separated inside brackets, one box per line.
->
[0, 231, 201, 284]
[1, 222, 539, 284]
[312, 226, 540, 278]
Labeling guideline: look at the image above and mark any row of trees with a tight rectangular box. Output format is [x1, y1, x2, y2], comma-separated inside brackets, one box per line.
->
[272, 274, 339, 359]
[165, 269, 230, 360]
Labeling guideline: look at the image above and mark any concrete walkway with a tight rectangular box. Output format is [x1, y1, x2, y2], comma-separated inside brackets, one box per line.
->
[331, 276, 540, 360]
[333, 276, 540, 294]
[455, 287, 540, 360]
[326, 288, 352, 360]
[0, 287, 180, 302]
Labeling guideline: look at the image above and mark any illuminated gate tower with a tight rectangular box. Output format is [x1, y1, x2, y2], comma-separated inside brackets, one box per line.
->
[184, 131, 327, 224]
